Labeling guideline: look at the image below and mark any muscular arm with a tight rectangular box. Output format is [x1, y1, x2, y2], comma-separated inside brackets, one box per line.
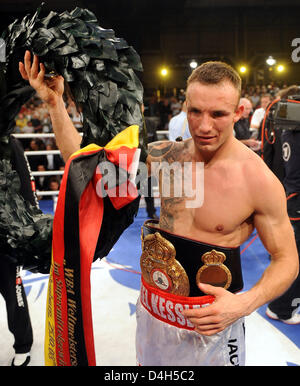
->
[240, 170, 298, 313]
[19, 51, 81, 162]
[183, 161, 298, 336]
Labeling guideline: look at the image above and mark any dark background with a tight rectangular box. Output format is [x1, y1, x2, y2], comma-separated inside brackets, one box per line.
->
[1, 0, 300, 96]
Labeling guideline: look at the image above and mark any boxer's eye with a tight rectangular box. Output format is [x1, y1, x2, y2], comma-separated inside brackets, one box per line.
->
[212, 111, 228, 118]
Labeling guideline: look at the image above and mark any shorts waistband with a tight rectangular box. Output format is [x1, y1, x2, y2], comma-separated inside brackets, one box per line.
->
[140, 277, 215, 330]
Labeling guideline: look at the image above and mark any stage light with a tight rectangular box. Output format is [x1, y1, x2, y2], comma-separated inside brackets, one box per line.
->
[160, 68, 168, 77]
[189, 59, 198, 69]
[276, 64, 285, 73]
[266, 56, 276, 66]
[239, 65, 247, 74]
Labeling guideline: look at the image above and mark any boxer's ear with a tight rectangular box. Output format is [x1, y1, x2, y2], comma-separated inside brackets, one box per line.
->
[233, 104, 244, 123]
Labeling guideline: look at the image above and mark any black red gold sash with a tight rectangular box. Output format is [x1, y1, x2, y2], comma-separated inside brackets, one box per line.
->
[45, 126, 140, 366]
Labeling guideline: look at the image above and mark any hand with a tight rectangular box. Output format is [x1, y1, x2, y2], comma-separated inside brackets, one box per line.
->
[19, 50, 64, 107]
[182, 283, 247, 336]
[247, 139, 260, 150]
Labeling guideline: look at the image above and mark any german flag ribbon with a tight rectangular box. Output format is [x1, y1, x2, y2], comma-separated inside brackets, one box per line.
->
[45, 125, 140, 366]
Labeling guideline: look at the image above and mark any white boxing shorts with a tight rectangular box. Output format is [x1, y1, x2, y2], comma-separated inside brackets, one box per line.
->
[136, 278, 245, 366]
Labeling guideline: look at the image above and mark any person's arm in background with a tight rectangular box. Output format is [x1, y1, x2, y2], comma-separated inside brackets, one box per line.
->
[19, 51, 81, 162]
[249, 108, 264, 139]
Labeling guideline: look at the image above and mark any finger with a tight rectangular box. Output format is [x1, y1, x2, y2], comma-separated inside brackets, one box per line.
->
[195, 323, 221, 332]
[47, 75, 65, 94]
[24, 50, 32, 76]
[19, 62, 29, 80]
[195, 326, 224, 336]
[31, 54, 39, 78]
[197, 282, 224, 296]
[183, 304, 214, 319]
[36, 62, 45, 83]
[187, 315, 220, 326]
[46, 76, 61, 86]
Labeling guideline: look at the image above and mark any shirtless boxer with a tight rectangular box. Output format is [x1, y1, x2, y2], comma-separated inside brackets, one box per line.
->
[136, 62, 298, 365]
[19, 53, 298, 366]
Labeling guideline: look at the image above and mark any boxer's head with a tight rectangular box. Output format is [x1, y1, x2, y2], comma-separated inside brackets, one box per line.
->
[187, 61, 241, 102]
[186, 61, 243, 157]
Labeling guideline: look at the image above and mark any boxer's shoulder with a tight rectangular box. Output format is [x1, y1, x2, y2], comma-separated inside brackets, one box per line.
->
[237, 145, 286, 208]
[147, 138, 192, 163]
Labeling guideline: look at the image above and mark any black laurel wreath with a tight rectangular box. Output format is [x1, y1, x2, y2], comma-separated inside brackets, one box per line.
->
[0, 4, 146, 273]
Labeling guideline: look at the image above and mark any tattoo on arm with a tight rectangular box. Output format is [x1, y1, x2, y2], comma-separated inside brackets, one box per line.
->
[147, 141, 174, 176]
[148, 141, 175, 159]
[147, 140, 192, 176]
[159, 197, 185, 232]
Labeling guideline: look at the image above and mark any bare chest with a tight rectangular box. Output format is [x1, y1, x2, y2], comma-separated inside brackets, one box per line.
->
[158, 164, 254, 246]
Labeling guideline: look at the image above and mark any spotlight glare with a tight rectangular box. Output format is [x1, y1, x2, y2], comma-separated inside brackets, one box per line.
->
[266, 56, 276, 66]
[160, 68, 168, 77]
[277, 64, 285, 73]
[190, 60, 198, 69]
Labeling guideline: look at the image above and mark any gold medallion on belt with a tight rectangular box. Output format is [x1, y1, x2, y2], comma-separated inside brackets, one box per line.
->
[196, 249, 232, 289]
[140, 229, 232, 296]
[140, 230, 190, 296]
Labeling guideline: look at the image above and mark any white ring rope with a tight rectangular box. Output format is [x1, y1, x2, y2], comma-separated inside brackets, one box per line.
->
[14, 132, 165, 198]
[36, 191, 59, 196]
[13, 133, 83, 138]
[25, 150, 61, 155]
[32, 171, 64, 176]
[14, 133, 67, 197]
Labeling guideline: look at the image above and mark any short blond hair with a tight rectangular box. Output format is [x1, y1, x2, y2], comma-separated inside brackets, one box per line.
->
[187, 61, 242, 99]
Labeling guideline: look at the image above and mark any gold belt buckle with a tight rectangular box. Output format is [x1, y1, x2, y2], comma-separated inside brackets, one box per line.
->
[140, 230, 190, 296]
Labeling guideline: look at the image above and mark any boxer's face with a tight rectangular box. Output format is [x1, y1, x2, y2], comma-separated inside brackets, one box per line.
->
[186, 80, 242, 155]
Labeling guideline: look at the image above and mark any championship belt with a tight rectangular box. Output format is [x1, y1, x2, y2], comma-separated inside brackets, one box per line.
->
[141, 231, 190, 296]
[140, 220, 243, 297]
